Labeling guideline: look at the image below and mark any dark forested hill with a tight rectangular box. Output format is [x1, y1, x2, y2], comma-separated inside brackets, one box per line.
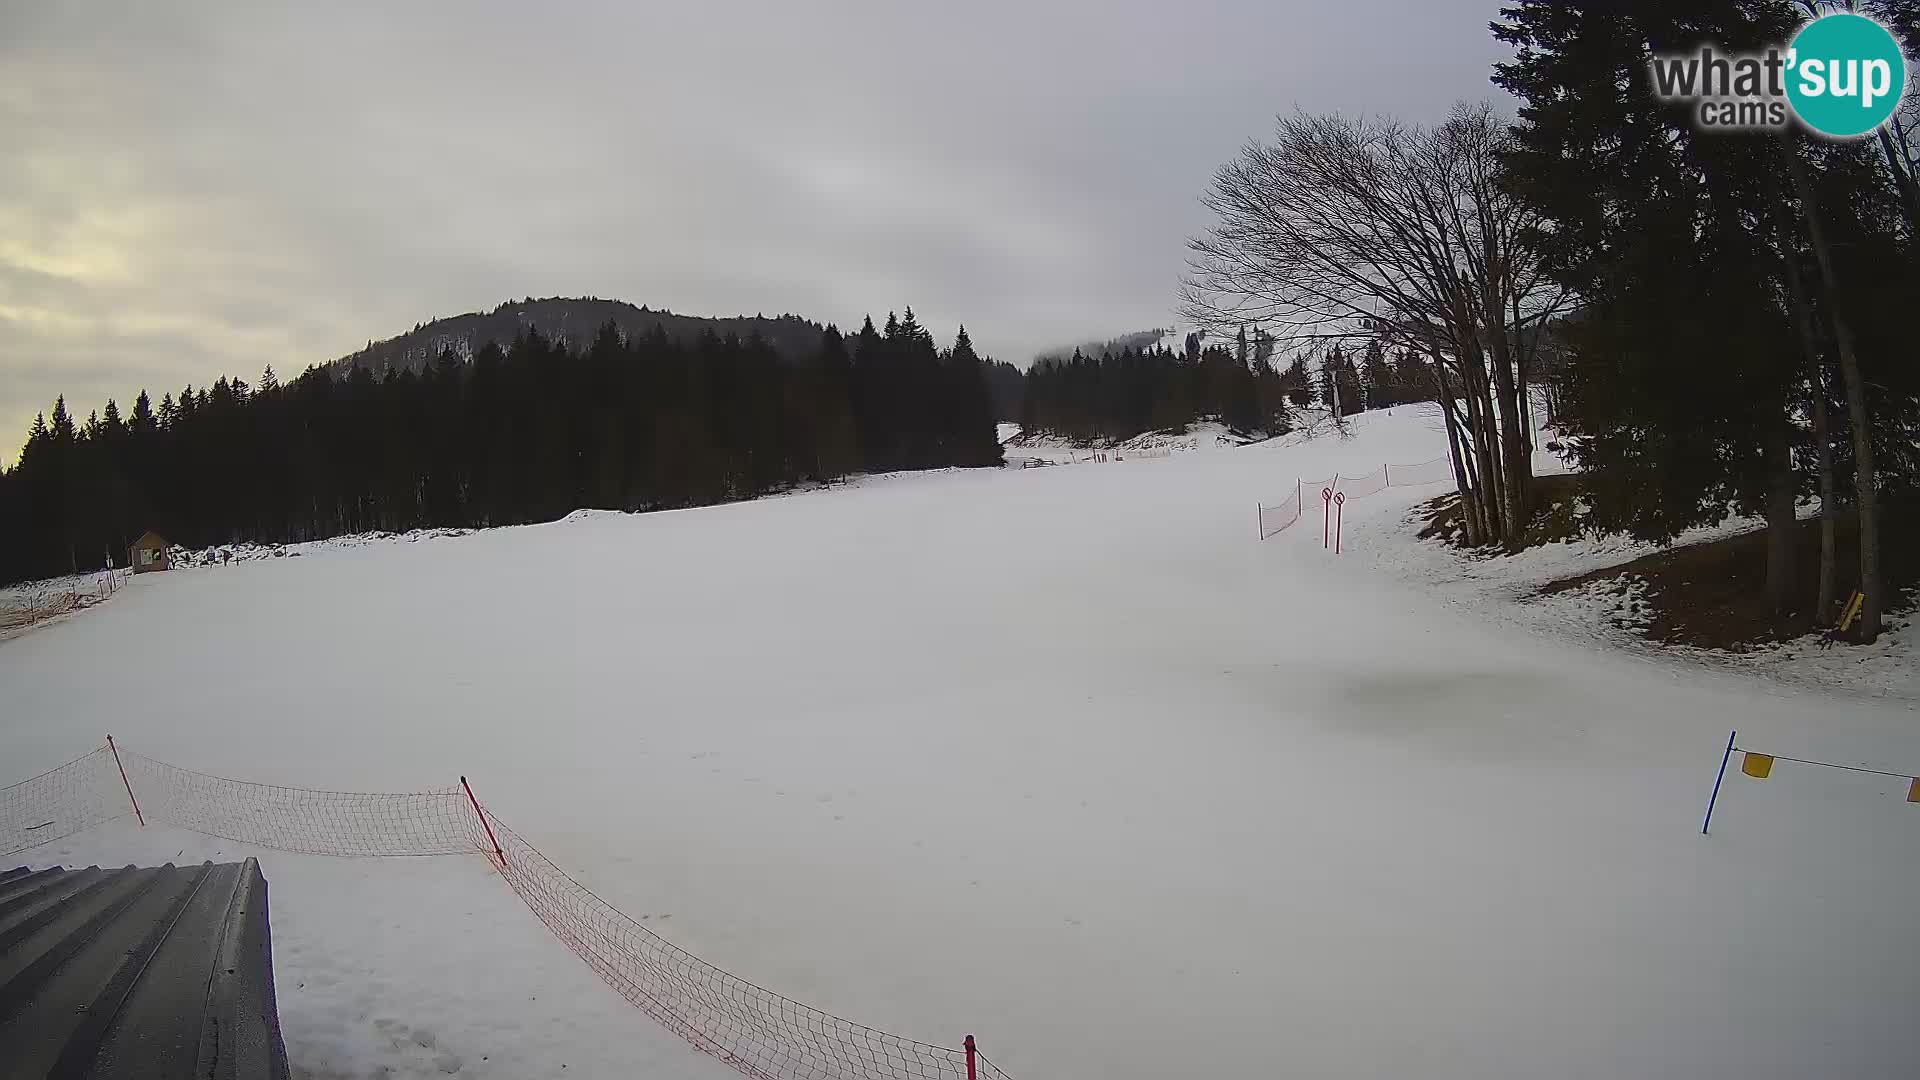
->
[329, 297, 828, 375]
[1, 307, 1002, 584]
[1031, 329, 1174, 366]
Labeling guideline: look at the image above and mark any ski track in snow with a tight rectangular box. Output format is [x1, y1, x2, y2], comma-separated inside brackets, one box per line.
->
[3, 405, 1917, 1080]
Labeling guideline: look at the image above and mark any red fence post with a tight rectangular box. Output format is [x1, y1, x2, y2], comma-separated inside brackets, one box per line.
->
[1383, 462, 1389, 487]
[1321, 488, 1333, 548]
[964, 1035, 977, 1080]
[106, 734, 144, 827]
[461, 775, 506, 864]
[1334, 492, 1346, 554]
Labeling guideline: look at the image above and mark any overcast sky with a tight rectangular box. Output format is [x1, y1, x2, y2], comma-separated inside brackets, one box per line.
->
[0, 0, 1511, 465]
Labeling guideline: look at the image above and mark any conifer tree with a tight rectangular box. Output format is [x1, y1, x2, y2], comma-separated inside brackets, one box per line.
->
[1493, 0, 1871, 621]
[0, 309, 1006, 585]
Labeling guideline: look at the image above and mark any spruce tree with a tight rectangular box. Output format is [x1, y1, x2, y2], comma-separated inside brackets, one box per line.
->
[1359, 340, 1392, 408]
[946, 327, 1003, 466]
[1283, 357, 1313, 409]
[50, 397, 74, 443]
[1390, 349, 1431, 404]
[0, 302, 1021, 584]
[1494, 0, 1820, 617]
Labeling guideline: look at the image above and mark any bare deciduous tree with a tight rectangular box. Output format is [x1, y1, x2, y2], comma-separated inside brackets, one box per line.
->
[1182, 103, 1570, 547]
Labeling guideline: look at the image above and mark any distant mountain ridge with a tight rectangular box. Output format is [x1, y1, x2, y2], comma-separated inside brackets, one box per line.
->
[327, 297, 830, 374]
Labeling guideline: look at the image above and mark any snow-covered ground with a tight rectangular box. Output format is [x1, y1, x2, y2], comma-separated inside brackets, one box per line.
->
[0, 567, 126, 639]
[1002, 420, 1266, 466]
[1364, 499, 1919, 703]
[159, 527, 484, 571]
[1317, 412, 1914, 703]
[4, 407, 1917, 1080]
[0, 567, 122, 604]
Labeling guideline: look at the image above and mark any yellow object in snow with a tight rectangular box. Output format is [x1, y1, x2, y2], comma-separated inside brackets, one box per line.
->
[1838, 591, 1866, 632]
[1908, 777, 1919, 804]
[1742, 753, 1775, 779]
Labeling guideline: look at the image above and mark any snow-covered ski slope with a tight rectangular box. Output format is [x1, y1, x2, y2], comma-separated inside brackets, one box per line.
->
[4, 406, 1917, 1080]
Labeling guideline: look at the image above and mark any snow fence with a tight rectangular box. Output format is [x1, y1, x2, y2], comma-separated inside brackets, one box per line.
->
[2, 742, 1015, 1080]
[1258, 456, 1455, 540]
[0, 570, 129, 635]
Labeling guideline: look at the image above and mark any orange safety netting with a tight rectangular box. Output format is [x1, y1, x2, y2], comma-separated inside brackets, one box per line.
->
[1, 742, 1014, 1080]
[0, 747, 129, 856]
[1257, 457, 1454, 539]
[484, 813, 1010, 1080]
[116, 750, 478, 858]
[1333, 466, 1388, 500]
[1384, 456, 1453, 488]
[1257, 486, 1303, 540]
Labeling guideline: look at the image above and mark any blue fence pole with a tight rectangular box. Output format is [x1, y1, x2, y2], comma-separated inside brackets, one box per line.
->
[1701, 729, 1737, 835]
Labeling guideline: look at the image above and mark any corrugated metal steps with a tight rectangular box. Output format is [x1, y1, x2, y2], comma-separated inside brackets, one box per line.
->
[0, 860, 289, 1080]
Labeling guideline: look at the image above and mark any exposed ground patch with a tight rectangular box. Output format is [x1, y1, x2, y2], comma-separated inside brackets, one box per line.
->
[1417, 477, 1916, 650]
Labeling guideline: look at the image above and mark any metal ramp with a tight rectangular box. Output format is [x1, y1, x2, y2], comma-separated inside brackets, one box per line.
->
[0, 859, 289, 1079]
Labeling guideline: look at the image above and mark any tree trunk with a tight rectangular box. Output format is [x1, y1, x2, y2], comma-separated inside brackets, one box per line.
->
[1876, 126, 1920, 241]
[1785, 146, 1881, 641]
[1809, 366, 1837, 621]
[1762, 416, 1797, 616]
[1772, 178, 1837, 621]
[1431, 352, 1485, 545]
[1460, 355, 1505, 542]
[1450, 290, 1507, 543]
[1456, 411, 1489, 545]
[1515, 334, 1532, 451]
[1483, 328, 1531, 549]
[1441, 398, 1480, 543]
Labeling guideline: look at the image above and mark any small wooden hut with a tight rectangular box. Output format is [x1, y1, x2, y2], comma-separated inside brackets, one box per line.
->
[130, 530, 171, 573]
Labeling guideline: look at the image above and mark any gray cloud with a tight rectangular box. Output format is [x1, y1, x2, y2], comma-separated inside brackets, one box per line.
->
[0, 0, 1509, 463]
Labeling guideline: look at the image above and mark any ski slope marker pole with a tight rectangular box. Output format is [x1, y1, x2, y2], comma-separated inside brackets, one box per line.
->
[1322, 488, 1333, 548]
[106, 734, 143, 827]
[1333, 492, 1345, 554]
[964, 1035, 977, 1080]
[462, 775, 506, 864]
[1702, 729, 1737, 835]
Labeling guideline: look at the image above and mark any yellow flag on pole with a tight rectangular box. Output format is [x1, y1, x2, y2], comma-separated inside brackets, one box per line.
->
[1742, 753, 1775, 779]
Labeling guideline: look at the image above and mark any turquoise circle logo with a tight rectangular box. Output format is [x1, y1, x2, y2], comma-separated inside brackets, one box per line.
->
[1786, 14, 1907, 138]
